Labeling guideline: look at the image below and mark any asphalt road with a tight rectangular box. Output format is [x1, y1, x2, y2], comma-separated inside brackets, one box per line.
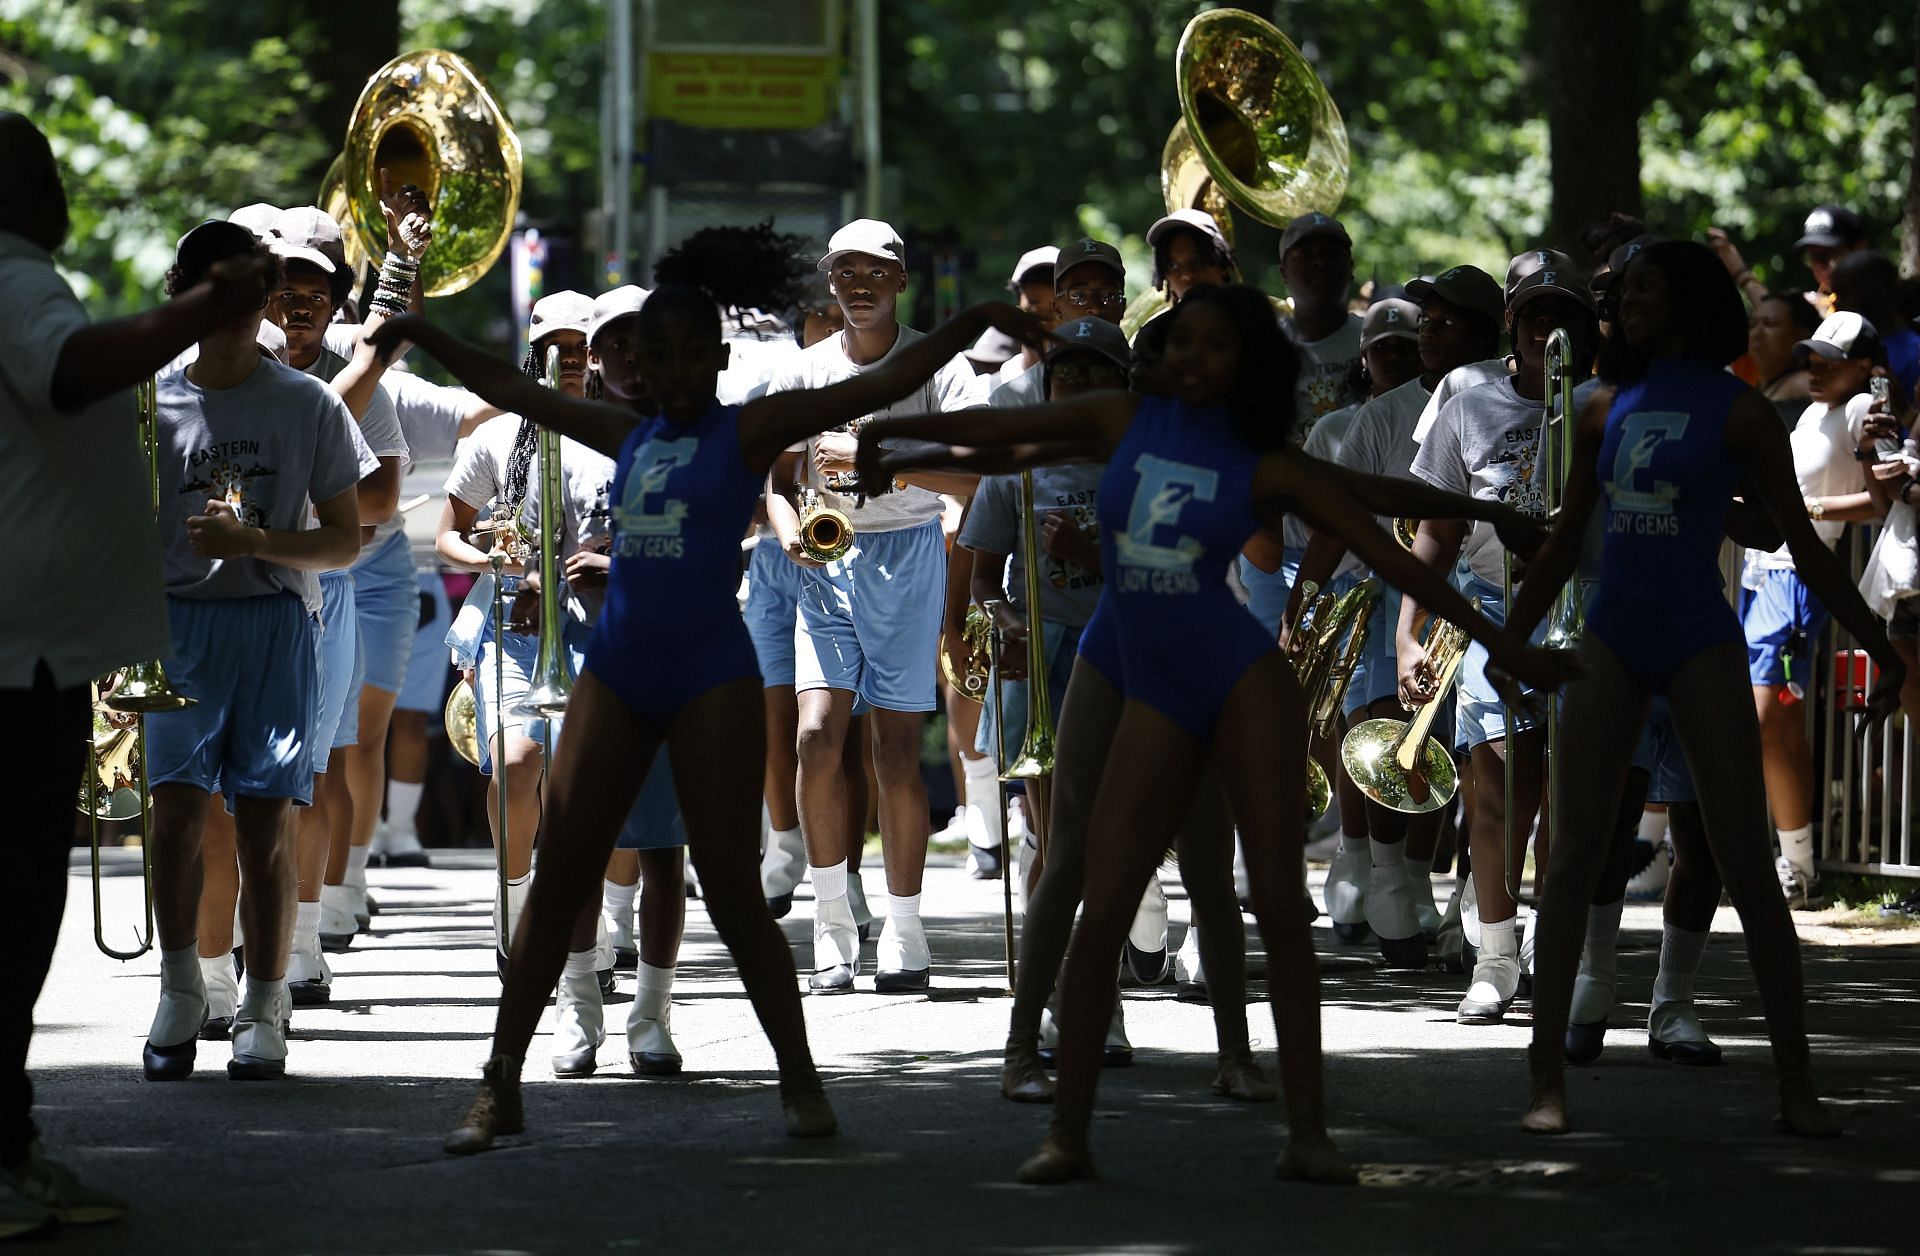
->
[25, 850, 1919, 1255]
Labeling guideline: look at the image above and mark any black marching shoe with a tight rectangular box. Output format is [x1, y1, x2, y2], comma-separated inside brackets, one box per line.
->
[766, 892, 793, 920]
[1123, 941, 1170, 986]
[1647, 1035, 1723, 1066]
[1564, 1020, 1607, 1065]
[141, 1037, 197, 1082]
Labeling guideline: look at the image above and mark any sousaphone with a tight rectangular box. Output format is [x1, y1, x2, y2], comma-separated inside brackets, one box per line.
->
[330, 49, 523, 296]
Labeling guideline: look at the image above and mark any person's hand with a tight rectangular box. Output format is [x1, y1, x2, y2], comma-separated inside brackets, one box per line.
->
[186, 499, 258, 559]
[506, 582, 541, 636]
[813, 432, 859, 475]
[379, 168, 433, 261]
[564, 548, 611, 590]
[1870, 458, 1911, 484]
[1039, 512, 1098, 570]
[1398, 648, 1440, 708]
[1492, 510, 1548, 564]
[205, 255, 272, 320]
[365, 314, 430, 363]
[1705, 227, 1749, 277]
[993, 609, 1029, 680]
[1494, 641, 1584, 695]
[976, 301, 1062, 353]
[782, 533, 827, 569]
[852, 431, 896, 501]
[1860, 656, 1907, 724]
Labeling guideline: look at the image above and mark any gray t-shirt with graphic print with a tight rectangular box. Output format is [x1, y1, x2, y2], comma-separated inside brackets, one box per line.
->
[959, 464, 1103, 629]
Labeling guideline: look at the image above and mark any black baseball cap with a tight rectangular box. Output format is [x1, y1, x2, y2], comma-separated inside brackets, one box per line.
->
[1794, 204, 1866, 252]
[1406, 265, 1504, 321]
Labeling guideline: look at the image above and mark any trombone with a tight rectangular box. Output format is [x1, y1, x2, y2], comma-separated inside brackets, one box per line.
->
[1501, 326, 1578, 904]
[1290, 578, 1379, 820]
[84, 376, 196, 960]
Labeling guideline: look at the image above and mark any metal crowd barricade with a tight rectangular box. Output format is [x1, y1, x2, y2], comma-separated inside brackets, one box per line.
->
[1813, 529, 1919, 878]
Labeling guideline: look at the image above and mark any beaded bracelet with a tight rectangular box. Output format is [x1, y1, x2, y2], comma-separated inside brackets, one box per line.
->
[367, 252, 420, 317]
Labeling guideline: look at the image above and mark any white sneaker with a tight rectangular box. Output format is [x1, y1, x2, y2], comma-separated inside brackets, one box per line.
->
[1126, 876, 1171, 984]
[228, 983, 290, 1080]
[1625, 839, 1671, 901]
[551, 962, 605, 1077]
[1174, 924, 1207, 1002]
[875, 914, 931, 993]
[1324, 843, 1370, 942]
[199, 955, 238, 1040]
[318, 886, 357, 952]
[933, 805, 969, 843]
[809, 897, 861, 993]
[1457, 926, 1520, 1024]
[286, 934, 332, 1007]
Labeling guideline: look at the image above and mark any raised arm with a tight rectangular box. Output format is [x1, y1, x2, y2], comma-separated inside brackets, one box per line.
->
[737, 302, 1053, 468]
[851, 392, 1133, 494]
[1293, 457, 1548, 561]
[1732, 391, 1905, 715]
[367, 315, 634, 458]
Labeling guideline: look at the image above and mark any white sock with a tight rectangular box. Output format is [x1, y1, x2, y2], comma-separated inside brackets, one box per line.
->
[888, 892, 921, 921]
[346, 845, 372, 877]
[1777, 823, 1815, 876]
[387, 780, 424, 832]
[811, 859, 848, 904]
[1368, 838, 1407, 869]
[295, 901, 322, 951]
[1480, 914, 1516, 952]
[1651, 923, 1710, 1039]
[562, 948, 598, 979]
[962, 753, 1000, 848]
[603, 878, 639, 916]
[1637, 808, 1668, 845]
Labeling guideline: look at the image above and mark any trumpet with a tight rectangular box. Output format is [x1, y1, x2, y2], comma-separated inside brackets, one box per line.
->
[1342, 619, 1469, 813]
[798, 486, 854, 564]
[514, 346, 571, 719]
[941, 605, 994, 703]
[1292, 578, 1380, 820]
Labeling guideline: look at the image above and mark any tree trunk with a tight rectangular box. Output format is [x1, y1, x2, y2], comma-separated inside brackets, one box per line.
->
[1903, 0, 1920, 277]
[300, 0, 403, 177]
[1532, 0, 1644, 260]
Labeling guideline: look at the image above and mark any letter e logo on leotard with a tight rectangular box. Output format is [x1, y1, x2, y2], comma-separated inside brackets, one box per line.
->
[615, 437, 697, 538]
[1608, 410, 1690, 515]
[1115, 453, 1217, 571]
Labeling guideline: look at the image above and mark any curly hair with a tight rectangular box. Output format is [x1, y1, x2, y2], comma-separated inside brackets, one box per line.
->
[652, 220, 811, 328]
[165, 229, 278, 299]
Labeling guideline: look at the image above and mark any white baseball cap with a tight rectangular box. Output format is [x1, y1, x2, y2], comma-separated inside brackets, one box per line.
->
[268, 206, 346, 274]
[817, 218, 905, 272]
[1798, 310, 1886, 364]
[585, 285, 649, 346]
[1007, 245, 1060, 290]
[228, 203, 284, 241]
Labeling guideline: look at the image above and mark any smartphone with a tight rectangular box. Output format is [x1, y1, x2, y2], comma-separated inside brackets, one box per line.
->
[1870, 375, 1901, 458]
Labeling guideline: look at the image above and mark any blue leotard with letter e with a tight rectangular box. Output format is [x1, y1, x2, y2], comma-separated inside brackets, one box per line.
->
[1094, 394, 1270, 738]
[1585, 358, 1748, 692]
[586, 400, 763, 723]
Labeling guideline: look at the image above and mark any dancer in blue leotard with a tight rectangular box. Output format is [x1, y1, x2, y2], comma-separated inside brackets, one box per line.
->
[856, 284, 1576, 1185]
[1506, 241, 1905, 1138]
[369, 289, 1052, 1156]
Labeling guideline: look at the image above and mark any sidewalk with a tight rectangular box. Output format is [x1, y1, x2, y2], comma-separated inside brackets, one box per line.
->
[29, 851, 1918, 1254]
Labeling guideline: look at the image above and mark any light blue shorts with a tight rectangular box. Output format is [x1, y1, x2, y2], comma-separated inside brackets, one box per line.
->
[312, 571, 360, 773]
[352, 529, 418, 693]
[794, 518, 947, 713]
[975, 618, 1078, 765]
[147, 593, 317, 807]
[1454, 572, 1545, 752]
[1630, 697, 1696, 804]
[475, 620, 590, 774]
[743, 536, 807, 688]
[397, 572, 453, 715]
[614, 746, 687, 850]
[1742, 567, 1828, 689]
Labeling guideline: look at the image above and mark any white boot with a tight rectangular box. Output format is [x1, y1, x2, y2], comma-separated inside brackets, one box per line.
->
[228, 977, 289, 1081]
[199, 954, 238, 1041]
[1104, 998, 1133, 1067]
[875, 908, 931, 993]
[285, 914, 333, 1009]
[1364, 841, 1425, 967]
[1404, 852, 1442, 938]
[1436, 879, 1468, 974]
[627, 962, 681, 1075]
[1174, 923, 1207, 1002]
[495, 874, 530, 960]
[1648, 924, 1722, 1065]
[1126, 875, 1170, 984]
[962, 754, 1003, 880]
[1324, 836, 1370, 943]
[602, 880, 638, 970]
[318, 884, 357, 952]
[143, 947, 206, 1079]
[760, 825, 808, 916]
[593, 915, 618, 995]
[846, 872, 874, 941]
[1457, 917, 1520, 1024]
[380, 823, 431, 869]
[1566, 900, 1623, 1063]
[551, 950, 605, 1077]
[809, 895, 860, 993]
[343, 858, 372, 931]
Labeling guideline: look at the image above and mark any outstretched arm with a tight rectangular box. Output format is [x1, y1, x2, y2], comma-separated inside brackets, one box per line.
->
[367, 315, 635, 458]
[51, 258, 271, 412]
[1281, 456, 1548, 561]
[738, 302, 1054, 469]
[852, 391, 1133, 492]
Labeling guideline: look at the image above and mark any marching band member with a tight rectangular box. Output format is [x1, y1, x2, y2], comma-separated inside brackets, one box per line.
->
[140, 220, 364, 1082]
[1, 111, 273, 1227]
[1506, 239, 1903, 1137]
[855, 282, 1573, 1186]
[368, 288, 1051, 1154]
[764, 219, 988, 994]
[1401, 259, 1600, 1024]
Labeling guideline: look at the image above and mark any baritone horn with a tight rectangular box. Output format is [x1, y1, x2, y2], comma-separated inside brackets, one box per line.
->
[331, 48, 522, 296]
[1342, 618, 1469, 813]
[1123, 8, 1346, 339]
[1291, 578, 1380, 821]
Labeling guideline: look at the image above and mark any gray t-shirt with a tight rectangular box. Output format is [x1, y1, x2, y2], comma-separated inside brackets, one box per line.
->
[156, 357, 364, 603]
[302, 348, 411, 549]
[1282, 401, 1367, 574]
[765, 325, 985, 532]
[1283, 311, 1363, 438]
[958, 464, 1103, 629]
[986, 361, 1045, 410]
[1409, 375, 1546, 586]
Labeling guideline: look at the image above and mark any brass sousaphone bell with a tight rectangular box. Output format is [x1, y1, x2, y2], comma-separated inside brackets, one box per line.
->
[332, 49, 523, 296]
[1123, 10, 1348, 339]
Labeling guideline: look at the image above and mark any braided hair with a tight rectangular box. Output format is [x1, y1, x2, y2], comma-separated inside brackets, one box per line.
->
[652, 220, 811, 330]
[500, 342, 548, 522]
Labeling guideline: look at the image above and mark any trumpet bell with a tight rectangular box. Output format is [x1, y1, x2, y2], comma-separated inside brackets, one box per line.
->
[1342, 716, 1459, 815]
[1004, 728, 1055, 782]
[1174, 8, 1349, 228]
[512, 680, 570, 720]
[445, 678, 483, 767]
[318, 155, 373, 282]
[104, 661, 197, 713]
[341, 49, 523, 297]
[799, 500, 854, 564]
[1306, 757, 1330, 822]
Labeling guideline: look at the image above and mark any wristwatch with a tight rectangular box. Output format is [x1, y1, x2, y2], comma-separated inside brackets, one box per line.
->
[1805, 496, 1826, 521]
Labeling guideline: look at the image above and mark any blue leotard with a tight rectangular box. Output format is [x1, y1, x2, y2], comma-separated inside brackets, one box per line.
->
[585, 400, 763, 724]
[1585, 358, 1748, 692]
[1094, 394, 1271, 739]
[1075, 592, 1122, 688]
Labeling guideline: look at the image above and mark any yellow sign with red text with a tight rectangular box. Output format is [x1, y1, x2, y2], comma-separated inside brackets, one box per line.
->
[647, 53, 838, 130]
